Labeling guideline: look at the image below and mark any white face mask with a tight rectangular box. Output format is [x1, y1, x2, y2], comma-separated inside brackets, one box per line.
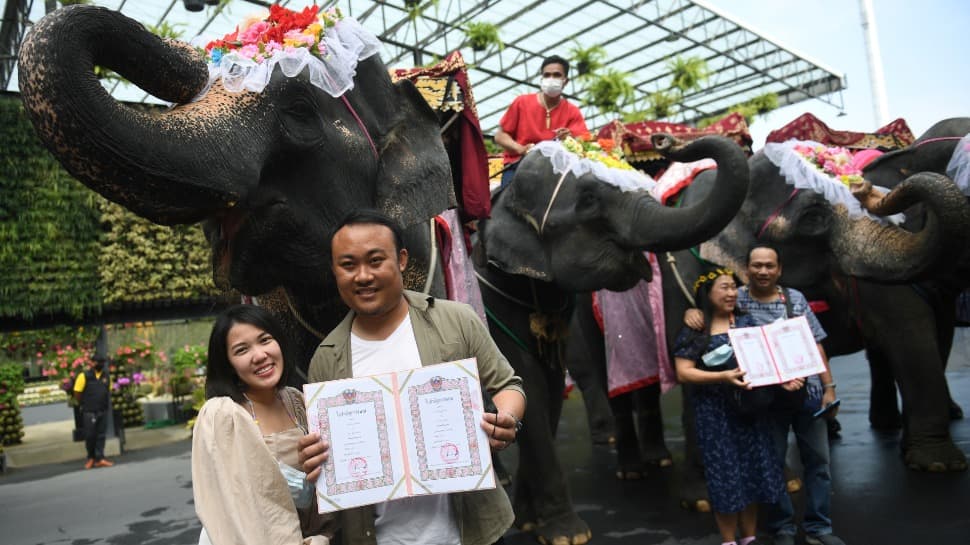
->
[539, 77, 564, 97]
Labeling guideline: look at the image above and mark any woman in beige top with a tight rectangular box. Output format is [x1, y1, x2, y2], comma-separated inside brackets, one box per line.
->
[192, 305, 333, 545]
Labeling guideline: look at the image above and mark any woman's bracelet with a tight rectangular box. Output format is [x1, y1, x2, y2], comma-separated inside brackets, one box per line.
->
[822, 382, 837, 390]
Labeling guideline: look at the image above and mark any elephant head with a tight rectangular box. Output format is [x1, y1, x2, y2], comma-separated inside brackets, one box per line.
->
[476, 134, 750, 292]
[698, 150, 970, 287]
[18, 6, 454, 319]
[862, 117, 970, 187]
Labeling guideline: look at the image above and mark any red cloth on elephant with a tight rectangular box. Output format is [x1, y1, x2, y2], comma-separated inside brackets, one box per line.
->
[392, 52, 491, 220]
[597, 113, 753, 165]
[765, 113, 915, 150]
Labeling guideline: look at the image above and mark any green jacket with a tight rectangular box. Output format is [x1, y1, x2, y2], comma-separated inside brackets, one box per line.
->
[308, 290, 524, 545]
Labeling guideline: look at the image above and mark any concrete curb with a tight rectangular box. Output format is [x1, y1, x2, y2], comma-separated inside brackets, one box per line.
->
[3, 419, 192, 469]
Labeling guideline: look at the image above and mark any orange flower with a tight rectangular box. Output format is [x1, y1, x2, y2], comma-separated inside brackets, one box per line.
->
[598, 138, 615, 153]
[577, 132, 593, 142]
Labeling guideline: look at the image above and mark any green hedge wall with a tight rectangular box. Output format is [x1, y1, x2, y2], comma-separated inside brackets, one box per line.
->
[0, 96, 221, 323]
[0, 97, 102, 321]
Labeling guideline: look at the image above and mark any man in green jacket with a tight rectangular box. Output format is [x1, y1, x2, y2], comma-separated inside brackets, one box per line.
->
[299, 209, 526, 545]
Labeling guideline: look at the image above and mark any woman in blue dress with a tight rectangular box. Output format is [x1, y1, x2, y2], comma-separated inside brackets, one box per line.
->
[673, 268, 801, 545]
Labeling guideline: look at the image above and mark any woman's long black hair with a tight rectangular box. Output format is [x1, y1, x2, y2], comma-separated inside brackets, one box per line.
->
[205, 305, 295, 402]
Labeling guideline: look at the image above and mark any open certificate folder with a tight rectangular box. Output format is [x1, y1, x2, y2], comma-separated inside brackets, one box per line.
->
[303, 358, 495, 513]
[727, 315, 827, 387]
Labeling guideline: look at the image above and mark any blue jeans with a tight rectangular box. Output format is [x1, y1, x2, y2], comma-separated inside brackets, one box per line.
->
[765, 408, 833, 537]
[500, 162, 518, 188]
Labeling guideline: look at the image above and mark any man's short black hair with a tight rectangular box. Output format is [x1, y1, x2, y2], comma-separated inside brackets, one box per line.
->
[332, 209, 406, 254]
[746, 242, 782, 266]
[541, 55, 570, 76]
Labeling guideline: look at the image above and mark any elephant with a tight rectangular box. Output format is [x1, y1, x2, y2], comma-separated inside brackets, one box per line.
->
[672, 136, 970, 474]
[472, 133, 751, 544]
[17, 5, 455, 372]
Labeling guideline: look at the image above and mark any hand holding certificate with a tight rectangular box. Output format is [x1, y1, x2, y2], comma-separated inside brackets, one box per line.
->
[727, 316, 826, 387]
[302, 358, 496, 513]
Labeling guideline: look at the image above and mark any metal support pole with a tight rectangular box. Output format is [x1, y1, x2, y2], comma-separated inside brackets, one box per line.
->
[859, 0, 890, 126]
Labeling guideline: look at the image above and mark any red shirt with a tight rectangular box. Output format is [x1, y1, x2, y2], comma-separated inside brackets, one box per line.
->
[498, 93, 589, 164]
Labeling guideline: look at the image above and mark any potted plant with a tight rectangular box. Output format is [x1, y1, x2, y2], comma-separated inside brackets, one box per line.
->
[465, 21, 502, 52]
[569, 43, 607, 77]
[667, 56, 709, 93]
[585, 69, 636, 115]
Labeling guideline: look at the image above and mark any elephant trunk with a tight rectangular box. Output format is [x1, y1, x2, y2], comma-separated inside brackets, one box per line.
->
[831, 173, 970, 281]
[18, 5, 259, 224]
[613, 134, 749, 250]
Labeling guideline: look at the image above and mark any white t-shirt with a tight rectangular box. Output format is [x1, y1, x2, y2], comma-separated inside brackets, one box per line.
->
[350, 314, 461, 545]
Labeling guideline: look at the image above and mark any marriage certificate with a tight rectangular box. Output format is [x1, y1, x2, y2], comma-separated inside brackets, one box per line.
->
[303, 358, 495, 513]
[727, 315, 827, 387]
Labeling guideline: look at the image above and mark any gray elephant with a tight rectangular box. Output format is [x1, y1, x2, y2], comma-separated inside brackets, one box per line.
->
[472, 134, 750, 544]
[675, 136, 970, 473]
[18, 5, 454, 371]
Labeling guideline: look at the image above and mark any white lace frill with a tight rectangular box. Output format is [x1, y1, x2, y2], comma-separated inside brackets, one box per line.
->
[203, 17, 381, 97]
[763, 140, 904, 225]
[533, 140, 656, 193]
[945, 133, 970, 196]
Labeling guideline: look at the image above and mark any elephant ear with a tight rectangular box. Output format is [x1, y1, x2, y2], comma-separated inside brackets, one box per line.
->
[376, 79, 457, 227]
[477, 191, 552, 280]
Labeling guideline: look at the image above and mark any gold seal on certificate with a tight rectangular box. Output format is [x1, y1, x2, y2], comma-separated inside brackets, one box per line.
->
[303, 358, 496, 513]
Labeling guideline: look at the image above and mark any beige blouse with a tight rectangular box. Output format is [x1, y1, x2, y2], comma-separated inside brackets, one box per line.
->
[192, 388, 333, 545]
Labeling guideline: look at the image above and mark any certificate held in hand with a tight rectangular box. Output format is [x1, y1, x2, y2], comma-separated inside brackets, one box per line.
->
[727, 316, 826, 387]
[302, 358, 496, 513]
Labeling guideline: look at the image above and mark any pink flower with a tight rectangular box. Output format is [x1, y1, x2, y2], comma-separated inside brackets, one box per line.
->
[240, 21, 270, 44]
[238, 43, 260, 59]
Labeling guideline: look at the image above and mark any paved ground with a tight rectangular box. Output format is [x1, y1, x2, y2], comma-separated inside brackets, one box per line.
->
[1, 328, 968, 545]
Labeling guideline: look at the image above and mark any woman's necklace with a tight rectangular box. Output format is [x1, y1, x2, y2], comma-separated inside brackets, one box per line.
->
[243, 391, 304, 432]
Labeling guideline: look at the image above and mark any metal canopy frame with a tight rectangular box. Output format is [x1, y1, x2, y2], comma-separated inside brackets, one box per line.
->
[4, 0, 845, 133]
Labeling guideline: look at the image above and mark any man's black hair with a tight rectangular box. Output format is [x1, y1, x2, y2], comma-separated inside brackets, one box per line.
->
[205, 304, 294, 403]
[331, 209, 406, 254]
[746, 242, 783, 266]
[540, 55, 570, 76]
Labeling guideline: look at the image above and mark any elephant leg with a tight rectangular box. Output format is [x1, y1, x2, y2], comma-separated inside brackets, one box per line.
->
[866, 345, 902, 431]
[679, 384, 711, 512]
[564, 301, 615, 444]
[860, 288, 967, 472]
[633, 385, 673, 467]
[609, 393, 644, 479]
[500, 339, 591, 544]
[933, 311, 964, 420]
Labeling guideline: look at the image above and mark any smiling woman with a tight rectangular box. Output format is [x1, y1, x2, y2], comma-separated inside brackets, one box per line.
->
[192, 305, 334, 545]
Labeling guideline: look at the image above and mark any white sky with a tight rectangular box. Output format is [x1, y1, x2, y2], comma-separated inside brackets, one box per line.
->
[704, 0, 969, 147]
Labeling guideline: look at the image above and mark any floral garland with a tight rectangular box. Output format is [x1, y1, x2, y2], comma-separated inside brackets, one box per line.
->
[792, 143, 864, 188]
[198, 4, 380, 97]
[561, 135, 635, 171]
[204, 5, 342, 66]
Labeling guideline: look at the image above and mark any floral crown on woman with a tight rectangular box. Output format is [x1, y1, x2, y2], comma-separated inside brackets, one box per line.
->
[199, 4, 380, 97]
[693, 267, 735, 293]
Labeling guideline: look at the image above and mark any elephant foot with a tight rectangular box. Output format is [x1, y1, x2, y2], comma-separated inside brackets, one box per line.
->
[903, 441, 968, 472]
[590, 430, 615, 445]
[641, 444, 674, 468]
[678, 498, 711, 513]
[535, 512, 592, 545]
[615, 463, 646, 480]
[679, 476, 711, 512]
[514, 502, 538, 533]
[949, 400, 964, 420]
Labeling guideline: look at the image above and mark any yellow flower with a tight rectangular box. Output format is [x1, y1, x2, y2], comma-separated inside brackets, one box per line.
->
[304, 23, 322, 37]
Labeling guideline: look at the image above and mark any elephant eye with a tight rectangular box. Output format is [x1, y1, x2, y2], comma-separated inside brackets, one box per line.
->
[575, 188, 599, 215]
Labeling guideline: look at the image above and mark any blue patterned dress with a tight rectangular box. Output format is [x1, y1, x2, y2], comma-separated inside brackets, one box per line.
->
[673, 314, 783, 513]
